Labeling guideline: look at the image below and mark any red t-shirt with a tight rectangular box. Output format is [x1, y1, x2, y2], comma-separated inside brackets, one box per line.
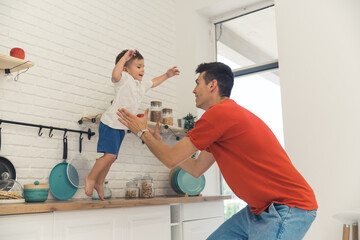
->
[187, 99, 318, 214]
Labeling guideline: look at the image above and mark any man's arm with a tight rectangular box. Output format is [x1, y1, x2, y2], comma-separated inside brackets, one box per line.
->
[151, 66, 179, 88]
[178, 150, 216, 178]
[139, 132, 198, 169]
[117, 108, 212, 175]
[145, 121, 215, 177]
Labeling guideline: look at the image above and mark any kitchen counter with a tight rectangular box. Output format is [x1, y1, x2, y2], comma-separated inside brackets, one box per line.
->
[0, 195, 231, 215]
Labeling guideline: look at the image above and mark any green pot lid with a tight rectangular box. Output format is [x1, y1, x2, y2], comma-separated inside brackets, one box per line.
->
[49, 162, 77, 200]
[176, 169, 205, 196]
[172, 169, 184, 194]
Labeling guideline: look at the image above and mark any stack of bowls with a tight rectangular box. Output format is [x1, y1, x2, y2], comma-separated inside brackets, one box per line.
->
[23, 181, 49, 202]
[169, 167, 205, 196]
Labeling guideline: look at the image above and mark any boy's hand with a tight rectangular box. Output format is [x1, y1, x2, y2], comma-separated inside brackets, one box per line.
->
[123, 50, 136, 62]
[166, 66, 180, 78]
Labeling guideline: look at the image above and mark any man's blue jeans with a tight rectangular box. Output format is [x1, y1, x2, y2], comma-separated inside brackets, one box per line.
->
[207, 203, 317, 240]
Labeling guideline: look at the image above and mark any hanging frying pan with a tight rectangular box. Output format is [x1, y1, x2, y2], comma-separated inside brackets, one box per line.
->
[48, 134, 77, 200]
[67, 133, 91, 188]
[0, 157, 16, 180]
[0, 156, 16, 191]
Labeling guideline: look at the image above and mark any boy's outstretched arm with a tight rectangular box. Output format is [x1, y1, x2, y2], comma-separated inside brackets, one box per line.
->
[151, 66, 180, 88]
[111, 50, 136, 82]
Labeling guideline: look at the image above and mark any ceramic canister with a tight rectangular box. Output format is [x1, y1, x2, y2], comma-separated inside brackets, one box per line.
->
[23, 181, 49, 202]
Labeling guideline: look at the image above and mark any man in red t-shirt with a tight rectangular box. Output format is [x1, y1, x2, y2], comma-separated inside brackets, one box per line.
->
[118, 62, 317, 240]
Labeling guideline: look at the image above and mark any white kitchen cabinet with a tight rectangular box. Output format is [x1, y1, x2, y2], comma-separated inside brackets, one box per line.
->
[171, 201, 225, 240]
[119, 205, 171, 240]
[54, 208, 119, 240]
[54, 205, 170, 240]
[0, 199, 225, 240]
[0, 212, 53, 240]
[182, 217, 224, 240]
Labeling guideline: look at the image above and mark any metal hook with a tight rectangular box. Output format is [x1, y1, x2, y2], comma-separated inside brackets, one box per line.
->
[38, 126, 43, 136]
[87, 128, 95, 140]
[49, 128, 53, 138]
[79, 133, 83, 153]
[63, 130, 67, 139]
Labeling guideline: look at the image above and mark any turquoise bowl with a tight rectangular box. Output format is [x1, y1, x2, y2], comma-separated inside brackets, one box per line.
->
[23, 188, 49, 202]
[23, 181, 49, 202]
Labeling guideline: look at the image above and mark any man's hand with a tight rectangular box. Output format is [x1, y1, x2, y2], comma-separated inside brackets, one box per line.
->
[166, 66, 180, 78]
[117, 108, 149, 135]
[148, 121, 162, 141]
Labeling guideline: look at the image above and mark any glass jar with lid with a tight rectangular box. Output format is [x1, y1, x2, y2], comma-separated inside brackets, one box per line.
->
[125, 180, 139, 199]
[162, 108, 173, 126]
[140, 174, 155, 198]
[150, 101, 162, 122]
[103, 181, 112, 199]
[92, 181, 112, 200]
[0, 172, 24, 201]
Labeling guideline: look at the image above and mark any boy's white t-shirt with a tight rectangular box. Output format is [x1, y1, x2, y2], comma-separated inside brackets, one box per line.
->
[101, 72, 153, 130]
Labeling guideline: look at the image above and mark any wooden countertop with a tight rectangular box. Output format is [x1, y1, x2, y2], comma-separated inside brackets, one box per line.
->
[0, 195, 231, 216]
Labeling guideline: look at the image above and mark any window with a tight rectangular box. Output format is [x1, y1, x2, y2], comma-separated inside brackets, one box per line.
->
[215, 4, 283, 220]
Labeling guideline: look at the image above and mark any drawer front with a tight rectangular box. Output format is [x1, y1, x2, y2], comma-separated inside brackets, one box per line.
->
[182, 201, 224, 221]
[182, 217, 224, 240]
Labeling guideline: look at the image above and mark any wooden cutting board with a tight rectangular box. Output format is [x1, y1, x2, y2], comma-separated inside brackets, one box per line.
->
[0, 53, 35, 74]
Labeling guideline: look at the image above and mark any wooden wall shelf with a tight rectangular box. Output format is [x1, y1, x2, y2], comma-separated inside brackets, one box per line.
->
[79, 114, 187, 137]
[0, 53, 35, 74]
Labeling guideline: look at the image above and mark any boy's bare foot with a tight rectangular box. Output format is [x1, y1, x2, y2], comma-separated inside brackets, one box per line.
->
[84, 175, 96, 197]
[94, 183, 105, 201]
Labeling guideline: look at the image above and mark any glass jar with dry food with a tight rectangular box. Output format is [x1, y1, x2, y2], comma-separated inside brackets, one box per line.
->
[140, 174, 154, 198]
[125, 180, 139, 199]
[150, 101, 162, 122]
[162, 108, 173, 126]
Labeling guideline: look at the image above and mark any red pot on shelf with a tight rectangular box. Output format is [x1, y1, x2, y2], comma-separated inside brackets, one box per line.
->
[10, 47, 25, 60]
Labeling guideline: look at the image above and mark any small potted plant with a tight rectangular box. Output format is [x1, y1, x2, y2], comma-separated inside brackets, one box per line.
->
[183, 113, 196, 132]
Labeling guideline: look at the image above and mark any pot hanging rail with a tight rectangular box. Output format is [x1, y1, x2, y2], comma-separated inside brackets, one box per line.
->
[0, 119, 95, 151]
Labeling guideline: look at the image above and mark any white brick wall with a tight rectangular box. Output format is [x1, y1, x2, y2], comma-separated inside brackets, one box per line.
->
[0, 0, 179, 199]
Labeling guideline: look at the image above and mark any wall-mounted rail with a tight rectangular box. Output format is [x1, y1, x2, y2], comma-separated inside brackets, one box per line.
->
[0, 119, 95, 151]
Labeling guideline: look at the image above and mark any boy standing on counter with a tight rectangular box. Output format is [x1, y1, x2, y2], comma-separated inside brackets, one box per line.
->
[85, 49, 179, 200]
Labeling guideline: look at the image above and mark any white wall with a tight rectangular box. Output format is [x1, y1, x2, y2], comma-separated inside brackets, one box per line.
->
[0, 0, 179, 198]
[275, 0, 360, 239]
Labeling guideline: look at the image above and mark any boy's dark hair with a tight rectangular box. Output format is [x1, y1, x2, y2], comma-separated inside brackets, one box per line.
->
[115, 49, 143, 65]
[195, 62, 234, 97]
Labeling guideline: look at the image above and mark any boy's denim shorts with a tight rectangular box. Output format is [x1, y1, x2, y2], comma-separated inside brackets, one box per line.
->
[97, 122, 125, 159]
[207, 203, 317, 240]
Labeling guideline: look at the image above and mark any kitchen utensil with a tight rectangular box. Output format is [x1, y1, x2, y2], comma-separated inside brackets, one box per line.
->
[0, 178, 23, 195]
[92, 181, 112, 200]
[172, 169, 184, 194]
[48, 134, 77, 200]
[0, 156, 17, 194]
[49, 162, 77, 200]
[0, 156, 16, 183]
[23, 180, 49, 202]
[67, 134, 91, 188]
[168, 167, 180, 193]
[0, 171, 23, 204]
[176, 169, 205, 196]
[169, 167, 185, 194]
